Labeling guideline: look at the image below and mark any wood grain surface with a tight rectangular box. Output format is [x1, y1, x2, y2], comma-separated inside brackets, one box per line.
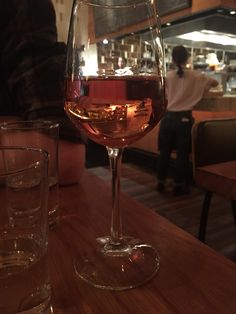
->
[48, 170, 236, 314]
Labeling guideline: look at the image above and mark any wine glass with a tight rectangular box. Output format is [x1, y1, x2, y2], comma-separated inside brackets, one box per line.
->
[64, 0, 166, 290]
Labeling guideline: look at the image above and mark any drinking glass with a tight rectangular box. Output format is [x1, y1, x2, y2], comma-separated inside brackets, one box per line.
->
[65, 0, 166, 290]
[0, 120, 59, 227]
[0, 147, 51, 313]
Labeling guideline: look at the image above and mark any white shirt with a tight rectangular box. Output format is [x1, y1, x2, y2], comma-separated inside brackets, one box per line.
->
[166, 68, 216, 111]
[115, 67, 133, 75]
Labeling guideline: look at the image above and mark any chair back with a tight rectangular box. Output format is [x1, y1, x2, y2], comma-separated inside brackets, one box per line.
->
[192, 118, 236, 173]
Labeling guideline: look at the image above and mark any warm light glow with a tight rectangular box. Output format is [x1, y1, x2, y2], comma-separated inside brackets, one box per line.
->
[178, 30, 236, 46]
[82, 43, 98, 76]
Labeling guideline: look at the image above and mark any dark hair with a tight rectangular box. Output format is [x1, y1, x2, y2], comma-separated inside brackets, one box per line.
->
[172, 46, 189, 78]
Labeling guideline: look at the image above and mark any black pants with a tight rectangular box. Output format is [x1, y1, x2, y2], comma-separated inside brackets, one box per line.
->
[157, 111, 194, 186]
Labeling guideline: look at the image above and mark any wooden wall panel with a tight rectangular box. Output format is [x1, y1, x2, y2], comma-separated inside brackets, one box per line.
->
[160, 0, 236, 24]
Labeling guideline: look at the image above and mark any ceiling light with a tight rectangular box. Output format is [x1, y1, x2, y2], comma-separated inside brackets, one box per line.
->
[103, 38, 108, 44]
[178, 30, 236, 46]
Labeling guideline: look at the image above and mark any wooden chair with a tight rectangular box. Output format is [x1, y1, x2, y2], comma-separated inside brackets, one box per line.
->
[191, 118, 236, 242]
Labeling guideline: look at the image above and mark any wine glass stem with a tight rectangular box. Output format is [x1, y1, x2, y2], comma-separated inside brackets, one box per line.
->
[107, 147, 124, 245]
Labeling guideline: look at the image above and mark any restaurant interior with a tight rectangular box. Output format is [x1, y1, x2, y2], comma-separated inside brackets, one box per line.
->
[1, 0, 236, 312]
[60, 0, 236, 304]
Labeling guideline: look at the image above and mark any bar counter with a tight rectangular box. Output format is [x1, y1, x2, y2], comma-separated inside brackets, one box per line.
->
[130, 93, 236, 154]
[49, 170, 236, 313]
[195, 93, 236, 112]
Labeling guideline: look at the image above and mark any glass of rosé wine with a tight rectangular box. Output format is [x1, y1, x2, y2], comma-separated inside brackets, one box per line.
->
[64, 0, 166, 290]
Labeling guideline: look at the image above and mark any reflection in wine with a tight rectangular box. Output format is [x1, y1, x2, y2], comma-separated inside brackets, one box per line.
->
[65, 76, 165, 147]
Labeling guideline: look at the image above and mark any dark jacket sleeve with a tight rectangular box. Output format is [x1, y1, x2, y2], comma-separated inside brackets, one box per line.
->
[0, 0, 83, 142]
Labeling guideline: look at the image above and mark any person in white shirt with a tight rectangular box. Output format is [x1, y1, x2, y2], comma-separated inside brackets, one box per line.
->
[115, 56, 133, 75]
[157, 45, 219, 196]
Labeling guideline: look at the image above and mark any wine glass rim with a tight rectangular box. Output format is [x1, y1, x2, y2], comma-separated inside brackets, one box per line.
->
[0, 146, 48, 177]
[83, 0, 152, 9]
[0, 120, 59, 131]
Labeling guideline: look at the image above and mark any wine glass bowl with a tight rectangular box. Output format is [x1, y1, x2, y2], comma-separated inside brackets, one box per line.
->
[65, 0, 166, 290]
[65, 76, 164, 147]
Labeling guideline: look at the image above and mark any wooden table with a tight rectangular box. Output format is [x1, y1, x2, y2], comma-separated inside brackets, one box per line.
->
[196, 160, 236, 199]
[49, 170, 236, 314]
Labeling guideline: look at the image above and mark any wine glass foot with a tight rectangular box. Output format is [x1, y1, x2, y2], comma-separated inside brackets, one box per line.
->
[74, 236, 160, 290]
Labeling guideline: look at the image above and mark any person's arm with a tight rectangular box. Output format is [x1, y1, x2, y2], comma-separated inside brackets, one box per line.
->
[204, 76, 219, 92]
[1, 1, 82, 142]
[0, 1, 86, 184]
